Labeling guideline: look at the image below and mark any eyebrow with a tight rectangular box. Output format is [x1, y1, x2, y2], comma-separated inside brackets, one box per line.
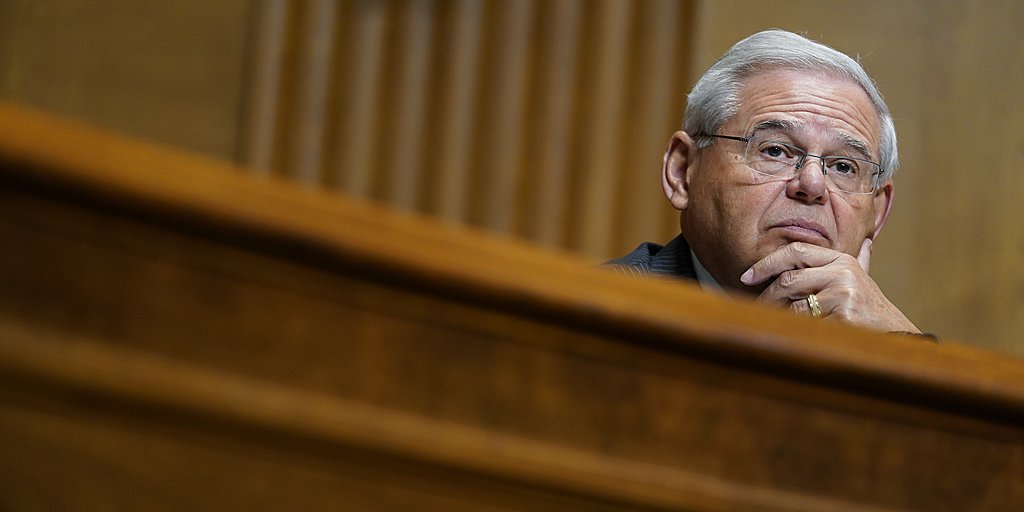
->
[834, 132, 874, 161]
[749, 120, 875, 161]
[749, 119, 796, 137]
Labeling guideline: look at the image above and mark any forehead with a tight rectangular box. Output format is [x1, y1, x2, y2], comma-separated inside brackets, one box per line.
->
[728, 69, 881, 156]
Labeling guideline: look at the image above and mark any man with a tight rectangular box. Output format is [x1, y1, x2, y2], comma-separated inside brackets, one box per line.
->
[608, 29, 921, 334]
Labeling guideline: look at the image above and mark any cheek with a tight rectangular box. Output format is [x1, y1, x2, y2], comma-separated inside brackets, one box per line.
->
[712, 184, 782, 257]
[739, 182, 787, 225]
[695, 161, 784, 234]
[831, 198, 876, 250]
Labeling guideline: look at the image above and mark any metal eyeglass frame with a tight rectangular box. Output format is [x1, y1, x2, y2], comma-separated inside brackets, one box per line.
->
[700, 133, 882, 194]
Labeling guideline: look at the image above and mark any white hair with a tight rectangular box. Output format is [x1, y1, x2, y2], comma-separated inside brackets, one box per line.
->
[684, 29, 898, 179]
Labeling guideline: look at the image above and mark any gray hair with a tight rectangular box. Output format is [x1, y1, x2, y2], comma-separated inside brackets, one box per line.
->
[684, 29, 898, 179]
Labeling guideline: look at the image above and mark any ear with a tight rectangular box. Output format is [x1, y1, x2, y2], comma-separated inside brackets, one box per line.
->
[868, 179, 894, 240]
[662, 131, 696, 211]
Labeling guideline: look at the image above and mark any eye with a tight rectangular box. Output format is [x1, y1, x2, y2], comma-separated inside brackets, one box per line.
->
[757, 142, 797, 161]
[828, 158, 860, 176]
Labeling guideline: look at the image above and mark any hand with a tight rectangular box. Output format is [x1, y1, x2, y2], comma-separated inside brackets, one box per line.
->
[740, 239, 920, 333]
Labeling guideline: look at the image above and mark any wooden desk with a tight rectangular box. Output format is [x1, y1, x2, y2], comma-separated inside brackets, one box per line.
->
[1, 102, 1022, 511]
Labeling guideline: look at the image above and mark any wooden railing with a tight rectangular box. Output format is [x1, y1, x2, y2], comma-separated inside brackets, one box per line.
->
[1, 101, 1022, 511]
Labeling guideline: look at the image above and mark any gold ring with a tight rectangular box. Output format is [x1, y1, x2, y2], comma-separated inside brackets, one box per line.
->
[806, 294, 822, 319]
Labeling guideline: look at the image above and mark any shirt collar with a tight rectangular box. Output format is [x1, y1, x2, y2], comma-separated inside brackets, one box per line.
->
[690, 249, 724, 292]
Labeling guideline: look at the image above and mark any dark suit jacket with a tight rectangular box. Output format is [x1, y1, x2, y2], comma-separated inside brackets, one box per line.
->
[604, 234, 697, 281]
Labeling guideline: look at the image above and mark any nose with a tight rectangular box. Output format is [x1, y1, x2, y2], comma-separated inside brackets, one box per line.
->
[786, 157, 828, 205]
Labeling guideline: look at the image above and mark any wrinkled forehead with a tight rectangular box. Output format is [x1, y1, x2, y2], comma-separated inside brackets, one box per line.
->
[729, 69, 882, 158]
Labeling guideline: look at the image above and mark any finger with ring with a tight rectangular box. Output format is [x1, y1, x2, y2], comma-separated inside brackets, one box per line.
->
[806, 294, 822, 319]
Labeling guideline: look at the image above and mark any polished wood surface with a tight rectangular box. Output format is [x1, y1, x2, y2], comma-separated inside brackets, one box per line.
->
[2, 103, 1024, 510]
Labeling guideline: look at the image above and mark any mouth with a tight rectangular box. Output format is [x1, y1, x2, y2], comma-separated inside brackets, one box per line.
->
[767, 219, 831, 244]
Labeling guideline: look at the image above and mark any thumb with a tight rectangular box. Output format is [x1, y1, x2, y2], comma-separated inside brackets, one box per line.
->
[857, 238, 873, 272]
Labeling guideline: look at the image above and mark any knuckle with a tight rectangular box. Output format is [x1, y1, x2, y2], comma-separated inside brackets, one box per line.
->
[839, 267, 857, 282]
[834, 303, 856, 320]
[837, 286, 857, 303]
[791, 243, 810, 258]
[778, 270, 797, 288]
[839, 253, 859, 267]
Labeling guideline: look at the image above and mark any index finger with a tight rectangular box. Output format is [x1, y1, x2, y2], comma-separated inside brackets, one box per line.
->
[857, 237, 873, 272]
[740, 242, 842, 286]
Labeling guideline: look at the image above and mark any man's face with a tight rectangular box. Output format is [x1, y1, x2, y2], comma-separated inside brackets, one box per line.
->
[672, 69, 893, 292]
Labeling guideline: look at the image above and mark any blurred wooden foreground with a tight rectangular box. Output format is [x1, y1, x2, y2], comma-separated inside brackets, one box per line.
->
[2, 103, 1024, 510]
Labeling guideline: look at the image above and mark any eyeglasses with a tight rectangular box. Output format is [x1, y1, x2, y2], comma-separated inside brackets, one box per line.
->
[703, 134, 882, 194]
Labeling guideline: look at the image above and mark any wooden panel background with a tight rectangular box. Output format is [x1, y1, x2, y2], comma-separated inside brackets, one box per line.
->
[0, 0, 251, 158]
[0, 0, 1021, 354]
[238, 0, 687, 256]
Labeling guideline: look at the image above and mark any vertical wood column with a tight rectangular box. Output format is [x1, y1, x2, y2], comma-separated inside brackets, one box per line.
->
[574, 0, 633, 256]
[383, 0, 436, 209]
[240, 0, 289, 175]
[431, 0, 484, 224]
[287, 0, 338, 185]
[474, 0, 534, 235]
[332, 0, 389, 198]
[528, 0, 582, 247]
